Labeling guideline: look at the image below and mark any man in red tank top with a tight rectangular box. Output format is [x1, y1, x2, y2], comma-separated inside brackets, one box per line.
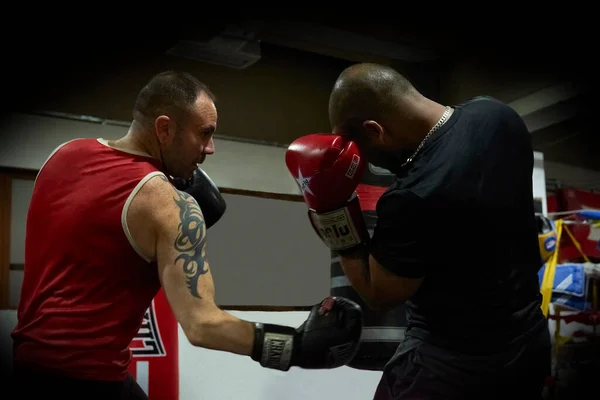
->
[11, 71, 365, 399]
[11, 71, 222, 399]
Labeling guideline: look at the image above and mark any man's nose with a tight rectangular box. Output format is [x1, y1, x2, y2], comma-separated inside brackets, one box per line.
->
[204, 137, 215, 155]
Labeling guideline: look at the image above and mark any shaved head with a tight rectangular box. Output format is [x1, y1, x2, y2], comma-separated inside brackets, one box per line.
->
[328, 63, 416, 135]
[327, 63, 440, 175]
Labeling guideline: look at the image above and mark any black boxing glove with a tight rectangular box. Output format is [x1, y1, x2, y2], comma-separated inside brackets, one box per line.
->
[251, 296, 363, 371]
[172, 168, 227, 229]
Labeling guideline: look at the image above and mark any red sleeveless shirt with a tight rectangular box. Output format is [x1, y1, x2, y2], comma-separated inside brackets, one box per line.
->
[12, 138, 165, 381]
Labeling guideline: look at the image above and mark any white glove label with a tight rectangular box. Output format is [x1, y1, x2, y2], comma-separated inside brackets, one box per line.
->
[309, 207, 363, 251]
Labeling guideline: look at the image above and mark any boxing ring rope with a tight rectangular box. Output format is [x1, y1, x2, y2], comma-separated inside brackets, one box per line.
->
[25, 109, 292, 149]
[542, 210, 599, 217]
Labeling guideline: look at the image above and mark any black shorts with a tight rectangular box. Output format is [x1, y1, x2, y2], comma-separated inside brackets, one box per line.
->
[373, 327, 552, 400]
[9, 364, 148, 400]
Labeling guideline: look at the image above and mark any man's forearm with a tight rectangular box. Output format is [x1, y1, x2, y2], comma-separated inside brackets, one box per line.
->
[188, 308, 256, 356]
[338, 246, 374, 304]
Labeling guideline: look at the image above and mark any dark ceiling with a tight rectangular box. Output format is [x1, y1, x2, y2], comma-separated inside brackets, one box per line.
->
[3, 18, 596, 172]
[177, 18, 597, 171]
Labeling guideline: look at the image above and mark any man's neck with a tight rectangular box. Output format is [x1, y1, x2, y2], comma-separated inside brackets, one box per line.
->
[398, 97, 449, 149]
[112, 122, 160, 160]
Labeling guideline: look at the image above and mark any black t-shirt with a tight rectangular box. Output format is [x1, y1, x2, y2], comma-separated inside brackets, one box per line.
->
[369, 96, 547, 355]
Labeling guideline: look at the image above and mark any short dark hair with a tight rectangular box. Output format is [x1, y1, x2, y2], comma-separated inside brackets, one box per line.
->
[328, 63, 415, 134]
[133, 70, 216, 127]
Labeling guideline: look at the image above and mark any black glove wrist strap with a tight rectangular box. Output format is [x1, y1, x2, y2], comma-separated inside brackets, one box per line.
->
[251, 322, 265, 362]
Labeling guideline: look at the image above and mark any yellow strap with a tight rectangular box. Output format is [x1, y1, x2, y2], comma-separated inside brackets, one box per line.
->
[563, 225, 591, 263]
[562, 224, 598, 310]
[540, 219, 563, 317]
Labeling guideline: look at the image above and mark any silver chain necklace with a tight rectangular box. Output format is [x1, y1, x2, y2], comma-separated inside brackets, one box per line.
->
[401, 106, 452, 167]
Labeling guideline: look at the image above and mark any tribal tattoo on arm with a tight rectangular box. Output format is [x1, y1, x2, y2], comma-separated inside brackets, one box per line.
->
[172, 188, 209, 299]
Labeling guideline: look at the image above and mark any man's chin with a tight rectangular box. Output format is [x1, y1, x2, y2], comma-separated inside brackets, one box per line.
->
[172, 169, 195, 182]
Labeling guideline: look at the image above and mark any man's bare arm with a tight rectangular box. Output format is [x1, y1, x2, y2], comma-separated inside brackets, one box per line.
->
[143, 175, 256, 355]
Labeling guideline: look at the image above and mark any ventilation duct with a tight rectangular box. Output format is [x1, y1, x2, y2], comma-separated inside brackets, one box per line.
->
[166, 35, 261, 69]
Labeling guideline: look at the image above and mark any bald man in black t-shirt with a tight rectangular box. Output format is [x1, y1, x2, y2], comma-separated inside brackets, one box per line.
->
[324, 63, 551, 399]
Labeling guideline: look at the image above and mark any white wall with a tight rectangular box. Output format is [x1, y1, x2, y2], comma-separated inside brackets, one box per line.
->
[533, 151, 548, 215]
[2, 112, 596, 196]
[7, 179, 32, 308]
[7, 178, 331, 308]
[544, 160, 600, 191]
[0, 309, 17, 378]
[178, 311, 382, 400]
[0, 112, 302, 196]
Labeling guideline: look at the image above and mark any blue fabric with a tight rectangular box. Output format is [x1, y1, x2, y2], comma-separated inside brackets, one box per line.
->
[538, 263, 589, 311]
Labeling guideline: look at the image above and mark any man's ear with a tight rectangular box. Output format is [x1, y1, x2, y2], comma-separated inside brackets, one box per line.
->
[363, 120, 385, 143]
[155, 115, 174, 144]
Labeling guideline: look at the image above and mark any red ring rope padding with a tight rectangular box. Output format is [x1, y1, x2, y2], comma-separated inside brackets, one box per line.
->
[356, 184, 389, 212]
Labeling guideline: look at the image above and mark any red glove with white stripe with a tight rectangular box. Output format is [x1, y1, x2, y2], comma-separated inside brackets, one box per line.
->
[285, 134, 369, 253]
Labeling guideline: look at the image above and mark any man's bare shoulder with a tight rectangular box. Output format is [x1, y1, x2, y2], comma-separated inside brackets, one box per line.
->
[126, 172, 203, 260]
[132, 172, 201, 225]
[136, 173, 173, 200]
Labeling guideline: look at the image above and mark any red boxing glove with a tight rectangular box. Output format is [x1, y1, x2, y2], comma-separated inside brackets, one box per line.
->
[285, 133, 369, 253]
